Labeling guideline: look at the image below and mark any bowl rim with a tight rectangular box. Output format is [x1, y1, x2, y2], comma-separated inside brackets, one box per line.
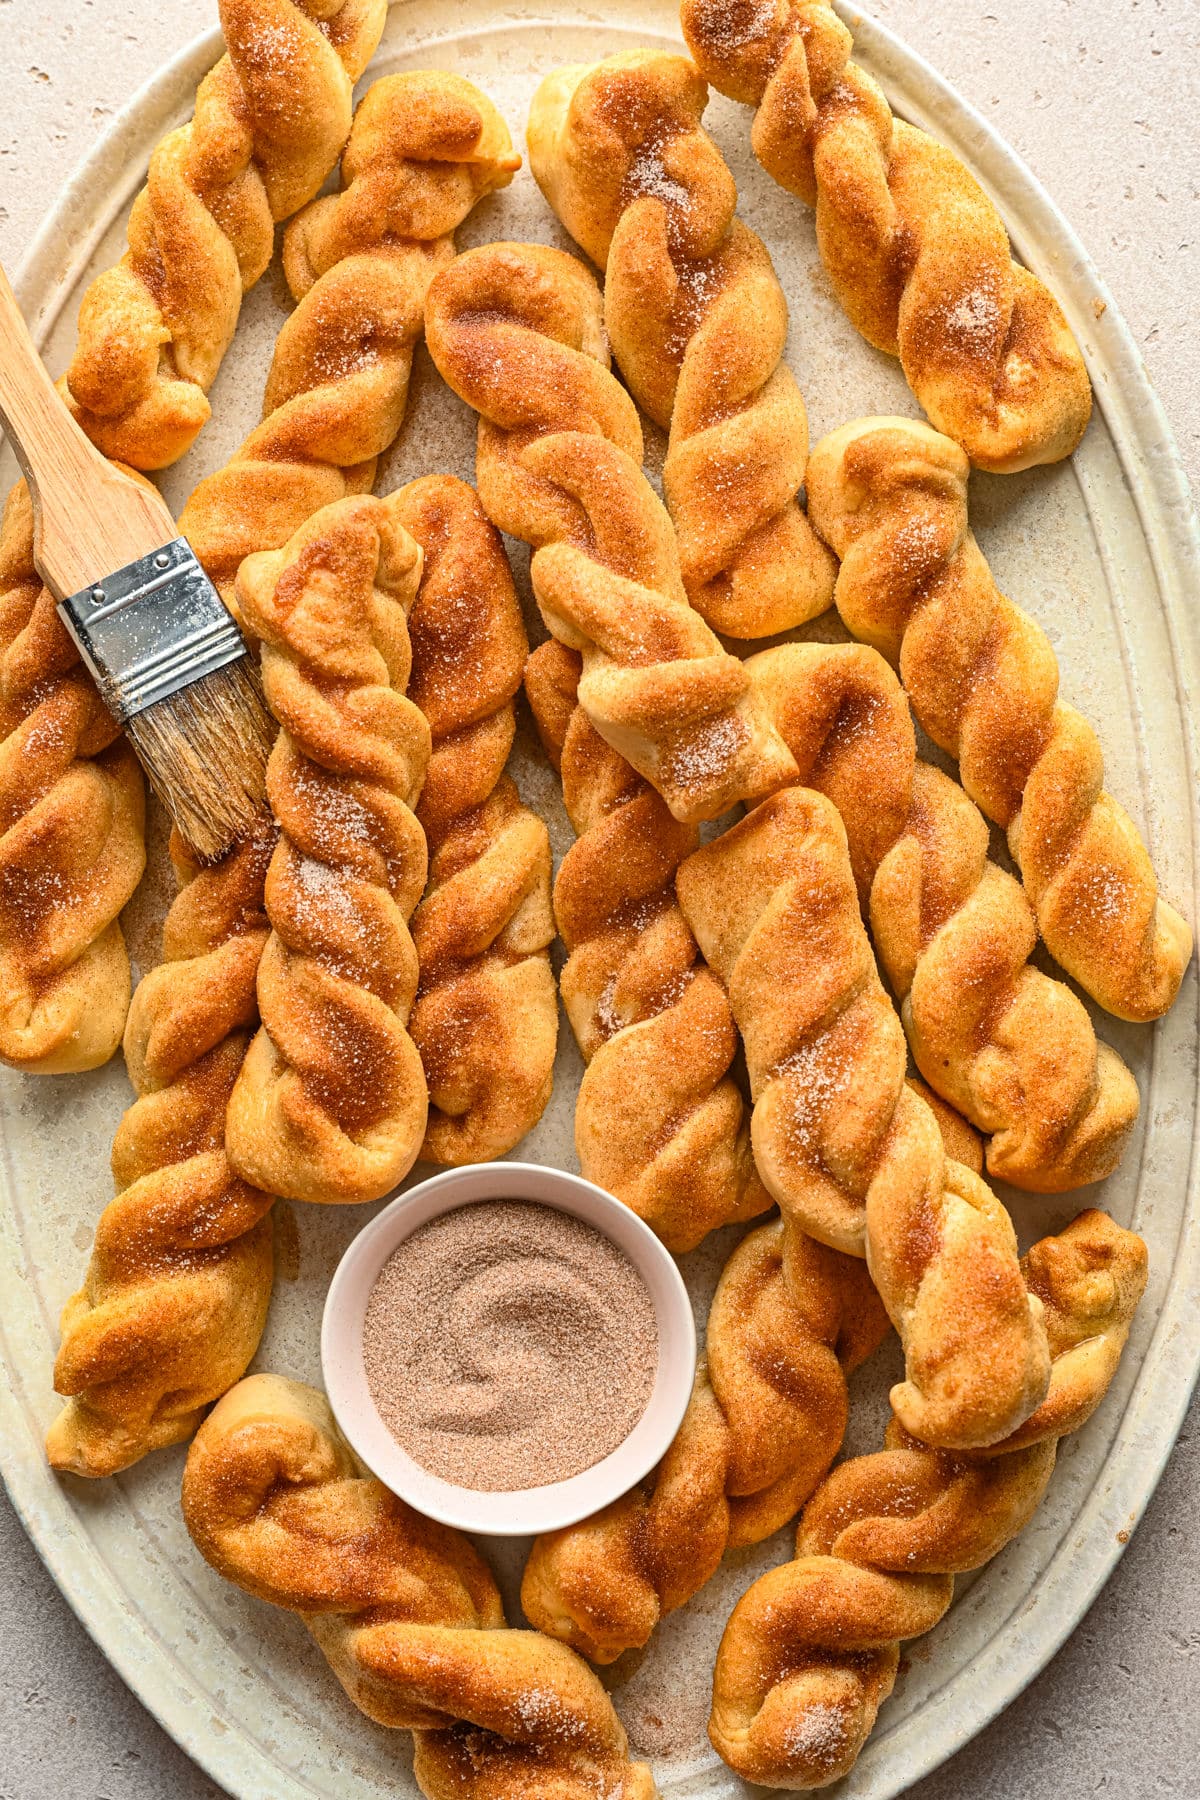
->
[320, 1160, 697, 1535]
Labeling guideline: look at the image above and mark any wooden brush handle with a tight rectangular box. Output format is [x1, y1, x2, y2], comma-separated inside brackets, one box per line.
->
[0, 260, 178, 600]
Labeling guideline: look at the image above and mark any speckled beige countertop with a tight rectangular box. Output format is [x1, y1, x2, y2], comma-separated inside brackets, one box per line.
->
[1, 2, 1197, 1796]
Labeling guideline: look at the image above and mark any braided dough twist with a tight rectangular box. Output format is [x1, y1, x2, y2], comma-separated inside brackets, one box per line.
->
[396, 477, 557, 1165]
[46, 827, 276, 1475]
[709, 1209, 1147, 1788]
[526, 638, 768, 1251]
[527, 50, 834, 636]
[750, 642, 1138, 1191]
[182, 1374, 657, 1800]
[181, 72, 520, 603]
[225, 496, 431, 1205]
[425, 241, 797, 822]
[0, 484, 144, 1071]
[806, 416, 1193, 1020]
[677, 786, 1051, 1449]
[522, 1217, 888, 1662]
[62, 0, 387, 469]
[681, 0, 1091, 472]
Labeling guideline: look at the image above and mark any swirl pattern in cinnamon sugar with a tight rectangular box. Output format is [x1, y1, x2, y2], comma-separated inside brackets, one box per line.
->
[678, 786, 1051, 1451]
[61, 0, 388, 469]
[806, 416, 1193, 1021]
[225, 495, 432, 1206]
[394, 477, 557, 1166]
[522, 1216, 888, 1663]
[46, 826, 276, 1476]
[182, 1374, 658, 1800]
[424, 240, 797, 823]
[0, 483, 144, 1072]
[708, 1209, 1147, 1789]
[180, 72, 521, 604]
[681, 0, 1091, 473]
[527, 49, 834, 636]
[749, 642, 1139, 1192]
[526, 638, 769, 1252]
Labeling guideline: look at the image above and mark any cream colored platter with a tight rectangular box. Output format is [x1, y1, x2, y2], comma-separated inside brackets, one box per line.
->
[1, 1, 1198, 1796]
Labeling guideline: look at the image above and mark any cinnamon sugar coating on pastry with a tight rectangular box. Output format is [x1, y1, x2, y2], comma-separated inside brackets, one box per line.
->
[182, 1374, 658, 1800]
[682, 0, 1091, 472]
[63, 0, 387, 469]
[678, 787, 1051, 1450]
[46, 826, 276, 1476]
[806, 416, 1193, 1020]
[522, 1218, 887, 1662]
[708, 1211, 1147, 1788]
[749, 641, 1139, 1191]
[527, 50, 834, 635]
[527, 638, 769, 1252]
[395, 477, 557, 1165]
[225, 496, 431, 1206]
[425, 240, 797, 822]
[0, 483, 144, 1072]
[181, 72, 520, 603]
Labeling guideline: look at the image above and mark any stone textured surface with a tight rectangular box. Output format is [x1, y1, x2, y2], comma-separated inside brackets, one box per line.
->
[0, 1, 1197, 1796]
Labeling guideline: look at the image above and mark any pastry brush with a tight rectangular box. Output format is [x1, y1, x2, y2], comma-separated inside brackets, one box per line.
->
[0, 261, 273, 860]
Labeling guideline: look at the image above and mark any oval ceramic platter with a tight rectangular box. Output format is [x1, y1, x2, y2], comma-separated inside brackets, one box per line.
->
[1, 2, 1197, 1797]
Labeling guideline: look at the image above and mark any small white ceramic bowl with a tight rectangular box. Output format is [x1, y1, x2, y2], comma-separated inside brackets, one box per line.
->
[321, 1160, 696, 1536]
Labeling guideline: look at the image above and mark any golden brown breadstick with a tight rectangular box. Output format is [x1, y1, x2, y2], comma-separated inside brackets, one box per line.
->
[526, 638, 770, 1252]
[225, 496, 431, 1205]
[46, 826, 276, 1475]
[425, 240, 798, 823]
[805, 416, 1193, 1021]
[527, 49, 834, 635]
[709, 1210, 1147, 1788]
[182, 1374, 658, 1800]
[681, 0, 1091, 472]
[396, 476, 557, 1165]
[0, 483, 144, 1071]
[677, 786, 1051, 1450]
[749, 641, 1139, 1191]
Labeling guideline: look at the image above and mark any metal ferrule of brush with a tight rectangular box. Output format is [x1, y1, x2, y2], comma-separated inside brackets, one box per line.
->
[57, 537, 247, 724]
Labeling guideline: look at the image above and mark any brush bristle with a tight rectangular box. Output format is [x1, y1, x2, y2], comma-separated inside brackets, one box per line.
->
[124, 659, 275, 860]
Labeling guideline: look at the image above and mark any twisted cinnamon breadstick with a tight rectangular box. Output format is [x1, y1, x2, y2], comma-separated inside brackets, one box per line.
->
[681, 0, 1091, 473]
[527, 50, 834, 636]
[523, 1217, 887, 1663]
[395, 477, 557, 1165]
[183, 1374, 657, 1800]
[749, 641, 1138, 1191]
[182, 73, 520, 603]
[0, 484, 144, 1071]
[678, 786, 1050, 1450]
[526, 639, 769, 1251]
[225, 496, 431, 1205]
[709, 1209, 1147, 1788]
[425, 241, 797, 822]
[806, 417, 1193, 1021]
[63, 0, 387, 468]
[46, 826, 276, 1476]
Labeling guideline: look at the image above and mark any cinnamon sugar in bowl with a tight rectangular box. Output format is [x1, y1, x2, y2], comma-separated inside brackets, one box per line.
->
[321, 1163, 695, 1534]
